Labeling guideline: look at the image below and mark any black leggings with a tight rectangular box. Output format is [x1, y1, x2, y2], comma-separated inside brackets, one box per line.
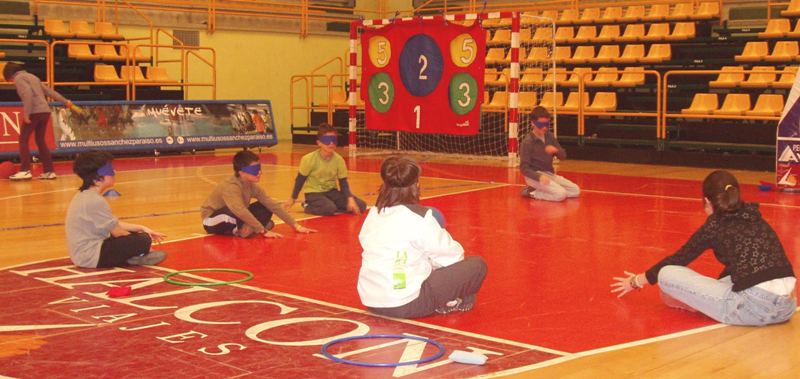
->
[304, 190, 367, 216]
[97, 232, 152, 268]
[203, 202, 273, 235]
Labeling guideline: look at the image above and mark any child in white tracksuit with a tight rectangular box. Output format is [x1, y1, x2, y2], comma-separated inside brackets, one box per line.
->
[357, 156, 487, 318]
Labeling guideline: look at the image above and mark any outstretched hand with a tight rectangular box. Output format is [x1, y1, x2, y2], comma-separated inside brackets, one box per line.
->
[610, 271, 643, 298]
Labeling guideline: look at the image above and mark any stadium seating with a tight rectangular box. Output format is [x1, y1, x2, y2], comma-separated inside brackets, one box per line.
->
[774, 67, 798, 89]
[618, 24, 645, 42]
[764, 41, 800, 62]
[573, 26, 597, 43]
[740, 66, 776, 88]
[95, 22, 124, 39]
[557, 9, 579, 25]
[586, 92, 617, 112]
[94, 64, 123, 82]
[518, 92, 538, 110]
[483, 91, 508, 111]
[485, 48, 506, 65]
[525, 47, 550, 64]
[641, 23, 670, 42]
[538, 91, 564, 109]
[590, 45, 620, 64]
[709, 66, 745, 88]
[146, 66, 178, 83]
[559, 92, 589, 113]
[612, 66, 646, 87]
[714, 94, 751, 115]
[554, 27, 575, 44]
[781, 0, 800, 17]
[120, 65, 149, 82]
[95, 44, 125, 62]
[615, 44, 645, 63]
[759, 19, 791, 38]
[599, 7, 623, 24]
[577, 8, 601, 25]
[596, 25, 621, 43]
[565, 46, 595, 64]
[682, 93, 719, 114]
[642, 4, 669, 22]
[695, 2, 721, 19]
[619, 5, 645, 23]
[67, 43, 99, 60]
[489, 29, 511, 46]
[44, 19, 73, 38]
[69, 20, 99, 39]
[665, 22, 696, 41]
[734, 42, 768, 62]
[586, 67, 618, 87]
[562, 67, 593, 87]
[639, 44, 671, 63]
[745, 94, 784, 117]
[666, 3, 694, 21]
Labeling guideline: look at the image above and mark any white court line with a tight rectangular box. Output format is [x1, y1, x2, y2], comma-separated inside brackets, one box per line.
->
[146, 265, 569, 356]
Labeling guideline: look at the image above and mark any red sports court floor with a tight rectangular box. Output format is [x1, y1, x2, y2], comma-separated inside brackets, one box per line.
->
[1, 154, 798, 377]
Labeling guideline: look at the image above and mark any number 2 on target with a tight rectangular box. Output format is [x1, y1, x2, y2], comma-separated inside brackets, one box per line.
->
[413, 105, 421, 129]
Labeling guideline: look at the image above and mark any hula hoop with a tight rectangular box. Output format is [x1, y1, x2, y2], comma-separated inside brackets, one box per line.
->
[320, 334, 445, 367]
[163, 268, 254, 286]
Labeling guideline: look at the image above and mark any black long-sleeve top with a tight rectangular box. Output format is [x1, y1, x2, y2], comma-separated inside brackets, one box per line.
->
[519, 132, 567, 180]
[645, 203, 795, 292]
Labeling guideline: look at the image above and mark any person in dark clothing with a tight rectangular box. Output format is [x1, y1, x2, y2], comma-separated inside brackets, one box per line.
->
[611, 170, 796, 326]
[519, 106, 580, 201]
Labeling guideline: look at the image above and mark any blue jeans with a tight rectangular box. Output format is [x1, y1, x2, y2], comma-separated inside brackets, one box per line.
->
[658, 265, 796, 326]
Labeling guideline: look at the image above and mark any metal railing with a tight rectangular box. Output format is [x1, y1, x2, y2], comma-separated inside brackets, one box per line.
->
[0, 39, 51, 85]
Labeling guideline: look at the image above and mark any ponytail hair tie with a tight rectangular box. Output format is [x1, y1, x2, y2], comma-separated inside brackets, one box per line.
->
[724, 184, 734, 191]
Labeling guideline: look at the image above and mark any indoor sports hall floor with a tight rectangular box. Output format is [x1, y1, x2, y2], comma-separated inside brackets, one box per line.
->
[1, 144, 798, 378]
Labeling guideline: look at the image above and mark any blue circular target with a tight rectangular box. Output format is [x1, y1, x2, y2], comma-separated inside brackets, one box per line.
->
[399, 34, 443, 97]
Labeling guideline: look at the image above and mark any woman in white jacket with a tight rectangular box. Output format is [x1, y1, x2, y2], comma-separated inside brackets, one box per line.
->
[357, 156, 487, 318]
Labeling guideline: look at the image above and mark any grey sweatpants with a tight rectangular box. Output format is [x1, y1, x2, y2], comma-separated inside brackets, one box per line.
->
[368, 256, 488, 319]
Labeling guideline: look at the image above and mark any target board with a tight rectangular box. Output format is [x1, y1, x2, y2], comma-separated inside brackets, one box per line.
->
[361, 20, 486, 135]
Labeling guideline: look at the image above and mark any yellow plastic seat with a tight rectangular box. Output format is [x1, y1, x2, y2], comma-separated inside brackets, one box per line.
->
[586, 92, 617, 112]
[557, 9, 579, 25]
[483, 91, 508, 112]
[666, 3, 694, 21]
[486, 68, 509, 86]
[0, 62, 7, 82]
[596, 25, 621, 43]
[525, 47, 550, 64]
[665, 22, 696, 41]
[764, 41, 800, 63]
[554, 27, 575, 44]
[599, 7, 623, 24]
[758, 19, 790, 39]
[714, 94, 751, 116]
[565, 46, 595, 64]
[538, 92, 564, 109]
[481, 18, 503, 28]
[94, 64, 122, 82]
[120, 45, 152, 62]
[615, 44, 645, 63]
[68, 43, 99, 60]
[586, 67, 618, 87]
[502, 47, 526, 64]
[782, 0, 800, 17]
[518, 92, 539, 110]
[576, 8, 601, 25]
[562, 67, 593, 87]
[519, 28, 532, 42]
[619, 5, 645, 23]
[552, 46, 572, 64]
[522, 12, 542, 26]
[120, 65, 150, 82]
[709, 66, 745, 88]
[558, 92, 589, 113]
[485, 48, 506, 65]
[489, 29, 511, 46]
[484, 71, 498, 84]
[95, 21, 123, 39]
[540, 10, 559, 21]
[146, 66, 178, 83]
[735, 41, 769, 62]
[44, 19, 73, 38]
[520, 68, 544, 85]
[786, 20, 800, 37]
[639, 44, 671, 63]
[618, 24, 645, 42]
[740, 66, 776, 88]
[681, 93, 719, 114]
[746, 94, 785, 117]
[612, 66, 646, 87]
[773, 67, 798, 89]
[695, 2, 721, 20]
[641, 23, 670, 42]
[542, 68, 569, 85]
[69, 20, 99, 39]
[642, 4, 670, 22]
[95, 44, 125, 62]
[573, 26, 597, 43]
[531, 27, 554, 43]
[590, 45, 620, 64]
[483, 91, 490, 105]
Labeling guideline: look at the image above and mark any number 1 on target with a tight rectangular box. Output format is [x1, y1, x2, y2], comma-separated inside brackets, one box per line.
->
[413, 105, 421, 129]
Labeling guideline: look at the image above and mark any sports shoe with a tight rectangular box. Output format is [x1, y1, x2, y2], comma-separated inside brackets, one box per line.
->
[435, 298, 463, 315]
[38, 172, 57, 180]
[520, 186, 533, 198]
[457, 294, 476, 312]
[9, 170, 32, 180]
[126, 250, 166, 266]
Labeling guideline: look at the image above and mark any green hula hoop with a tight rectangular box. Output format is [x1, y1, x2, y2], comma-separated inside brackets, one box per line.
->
[163, 268, 254, 286]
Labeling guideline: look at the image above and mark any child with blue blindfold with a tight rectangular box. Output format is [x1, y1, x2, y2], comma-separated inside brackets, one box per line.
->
[519, 106, 581, 202]
[201, 150, 316, 238]
[286, 123, 367, 216]
[65, 151, 167, 268]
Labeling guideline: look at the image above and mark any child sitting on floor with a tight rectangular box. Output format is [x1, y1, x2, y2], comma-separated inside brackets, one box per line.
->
[65, 151, 167, 268]
[357, 156, 487, 318]
[611, 170, 796, 326]
[286, 123, 367, 216]
[519, 106, 580, 202]
[201, 150, 316, 238]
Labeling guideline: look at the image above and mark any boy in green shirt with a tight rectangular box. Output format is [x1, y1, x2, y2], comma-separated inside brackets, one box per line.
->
[287, 123, 367, 216]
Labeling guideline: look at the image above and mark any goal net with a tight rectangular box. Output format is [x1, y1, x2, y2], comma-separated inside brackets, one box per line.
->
[351, 12, 556, 165]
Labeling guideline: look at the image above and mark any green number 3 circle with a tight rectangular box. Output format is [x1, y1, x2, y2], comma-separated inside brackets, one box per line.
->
[368, 73, 394, 113]
[449, 73, 478, 115]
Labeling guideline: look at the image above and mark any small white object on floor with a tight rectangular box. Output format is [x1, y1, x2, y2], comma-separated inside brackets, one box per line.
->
[448, 350, 488, 365]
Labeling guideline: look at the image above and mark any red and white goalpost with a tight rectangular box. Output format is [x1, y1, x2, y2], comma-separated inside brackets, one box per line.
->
[347, 12, 556, 166]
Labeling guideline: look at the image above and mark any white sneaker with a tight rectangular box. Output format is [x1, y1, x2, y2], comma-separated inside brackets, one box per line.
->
[9, 171, 32, 180]
[38, 172, 57, 180]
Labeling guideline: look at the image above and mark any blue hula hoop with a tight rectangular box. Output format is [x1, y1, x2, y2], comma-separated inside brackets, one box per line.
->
[320, 334, 446, 367]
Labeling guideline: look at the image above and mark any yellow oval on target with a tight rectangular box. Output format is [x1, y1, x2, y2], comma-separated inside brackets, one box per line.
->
[368, 36, 391, 68]
[450, 33, 477, 68]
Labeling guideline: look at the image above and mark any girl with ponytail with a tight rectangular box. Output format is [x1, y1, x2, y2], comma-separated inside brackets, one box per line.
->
[357, 156, 487, 318]
[611, 170, 796, 326]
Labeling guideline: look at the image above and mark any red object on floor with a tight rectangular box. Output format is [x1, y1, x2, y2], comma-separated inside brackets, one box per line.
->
[106, 285, 132, 297]
[0, 161, 15, 178]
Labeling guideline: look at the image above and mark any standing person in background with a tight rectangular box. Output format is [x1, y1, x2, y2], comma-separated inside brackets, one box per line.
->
[3, 62, 73, 180]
